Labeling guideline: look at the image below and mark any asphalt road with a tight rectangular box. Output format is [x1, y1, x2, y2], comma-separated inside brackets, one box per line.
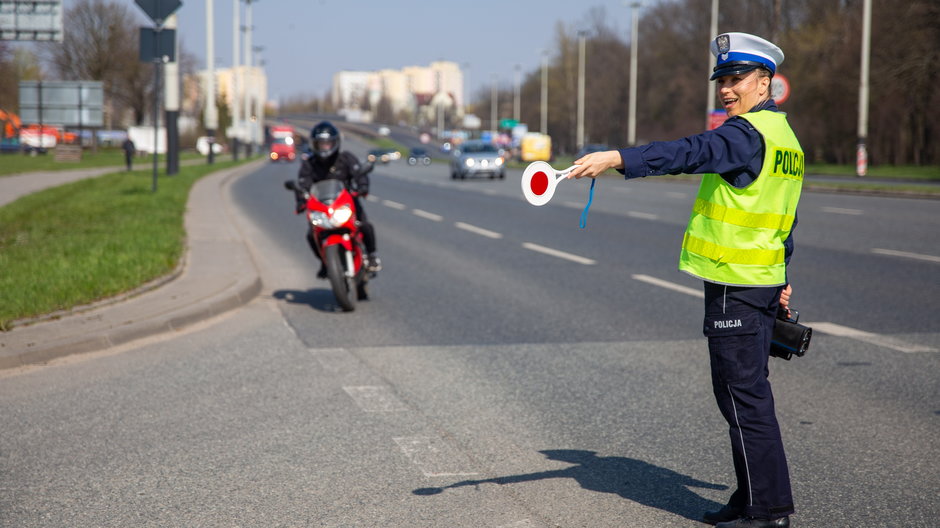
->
[1, 138, 937, 527]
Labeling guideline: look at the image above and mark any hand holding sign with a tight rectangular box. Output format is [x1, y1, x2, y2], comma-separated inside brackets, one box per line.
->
[521, 161, 581, 206]
[521, 161, 596, 228]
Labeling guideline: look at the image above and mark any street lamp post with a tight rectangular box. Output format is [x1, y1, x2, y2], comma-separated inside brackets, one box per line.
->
[628, 2, 640, 146]
[205, 0, 218, 164]
[491, 73, 497, 133]
[462, 62, 470, 116]
[541, 50, 548, 134]
[253, 44, 264, 152]
[231, 0, 240, 160]
[242, 0, 255, 157]
[576, 31, 586, 151]
[706, 0, 718, 129]
[513, 64, 521, 122]
[856, 0, 871, 177]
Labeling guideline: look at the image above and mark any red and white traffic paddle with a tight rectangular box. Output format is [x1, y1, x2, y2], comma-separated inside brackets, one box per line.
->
[521, 161, 596, 228]
[521, 161, 580, 206]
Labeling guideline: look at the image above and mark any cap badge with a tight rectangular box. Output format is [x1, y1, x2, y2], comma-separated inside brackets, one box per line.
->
[717, 34, 731, 54]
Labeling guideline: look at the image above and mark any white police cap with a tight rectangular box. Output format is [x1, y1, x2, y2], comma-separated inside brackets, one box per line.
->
[710, 32, 784, 80]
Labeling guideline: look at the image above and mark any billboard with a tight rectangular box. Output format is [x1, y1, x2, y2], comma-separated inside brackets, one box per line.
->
[19, 81, 104, 127]
[0, 0, 62, 41]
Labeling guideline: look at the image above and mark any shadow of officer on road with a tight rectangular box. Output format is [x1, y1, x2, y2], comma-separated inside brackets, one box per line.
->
[414, 449, 727, 522]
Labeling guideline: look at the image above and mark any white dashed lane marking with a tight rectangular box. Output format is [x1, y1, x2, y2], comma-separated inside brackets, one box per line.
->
[627, 211, 659, 220]
[393, 436, 480, 478]
[808, 322, 937, 353]
[871, 248, 940, 264]
[412, 209, 443, 222]
[382, 199, 407, 210]
[632, 274, 704, 298]
[630, 275, 936, 353]
[455, 222, 503, 239]
[821, 206, 863, 215]
[343, 386, 410, 412]
[522, 243, 596, 265]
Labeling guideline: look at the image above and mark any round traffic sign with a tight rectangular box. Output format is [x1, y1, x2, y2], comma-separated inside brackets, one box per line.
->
[771, 74, 791, 104]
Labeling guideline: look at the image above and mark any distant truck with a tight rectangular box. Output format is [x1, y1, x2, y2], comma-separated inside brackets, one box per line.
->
[269, 124, 296, 162]
[520, 132, 552, 162]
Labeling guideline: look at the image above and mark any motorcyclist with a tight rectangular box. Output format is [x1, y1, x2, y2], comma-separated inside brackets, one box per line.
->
[295, 121, 380, 278]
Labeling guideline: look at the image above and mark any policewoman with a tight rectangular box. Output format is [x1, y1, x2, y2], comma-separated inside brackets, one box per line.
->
[568, 33, 801, 528]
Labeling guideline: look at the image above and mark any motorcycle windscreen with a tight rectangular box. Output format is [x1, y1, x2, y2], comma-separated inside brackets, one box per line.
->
[313, 179, 345, 205]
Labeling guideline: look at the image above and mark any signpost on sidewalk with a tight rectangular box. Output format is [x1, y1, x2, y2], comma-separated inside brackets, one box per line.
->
[134, 0, 182, 192]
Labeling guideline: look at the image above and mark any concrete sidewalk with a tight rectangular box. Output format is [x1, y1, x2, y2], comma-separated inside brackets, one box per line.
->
[0, 159, 265, 370]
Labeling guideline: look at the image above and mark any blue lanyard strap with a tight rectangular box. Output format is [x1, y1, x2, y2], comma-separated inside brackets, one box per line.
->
[579, 178, 596, 229]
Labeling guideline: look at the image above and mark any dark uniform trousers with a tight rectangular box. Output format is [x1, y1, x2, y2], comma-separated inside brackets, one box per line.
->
[703, 281, 795, 520]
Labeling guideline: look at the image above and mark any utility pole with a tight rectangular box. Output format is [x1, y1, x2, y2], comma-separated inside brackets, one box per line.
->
[513, 64, 521, 122]
[205, 0, 218, 164]
[856, 0, 871, 177]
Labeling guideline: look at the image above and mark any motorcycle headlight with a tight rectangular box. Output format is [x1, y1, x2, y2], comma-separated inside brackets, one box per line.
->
[308, 211, 329, 226]
[330, 205, 353, 227]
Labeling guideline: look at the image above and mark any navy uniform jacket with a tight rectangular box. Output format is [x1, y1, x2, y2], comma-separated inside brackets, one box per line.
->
[616, 99, 797, 265]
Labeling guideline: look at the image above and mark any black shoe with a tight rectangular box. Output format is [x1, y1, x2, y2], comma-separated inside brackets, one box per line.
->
[366, 254, 382, 272]
[317, 265, 327, 279]
[715, 516, 789, 528]
[703, 504, 745, 525]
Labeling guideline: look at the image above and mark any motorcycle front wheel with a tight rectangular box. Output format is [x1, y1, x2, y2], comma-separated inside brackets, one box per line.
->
[325, 245, 356, 311]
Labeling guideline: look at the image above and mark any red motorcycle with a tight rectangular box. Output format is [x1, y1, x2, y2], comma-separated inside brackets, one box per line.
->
[285, 173, 373, 311]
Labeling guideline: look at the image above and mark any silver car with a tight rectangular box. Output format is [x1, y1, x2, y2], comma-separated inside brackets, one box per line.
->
[450, 140, 505, 180]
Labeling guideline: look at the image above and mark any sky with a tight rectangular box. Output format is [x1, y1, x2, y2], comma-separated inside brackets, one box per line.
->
[78, 0, 647, 103]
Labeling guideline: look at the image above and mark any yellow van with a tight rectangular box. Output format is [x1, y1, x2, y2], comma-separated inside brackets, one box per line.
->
[520, 133, 552, 162]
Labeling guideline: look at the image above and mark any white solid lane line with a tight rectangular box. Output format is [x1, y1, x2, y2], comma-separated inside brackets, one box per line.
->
[808, 322, 937, 353]
[631, 274, 704, 298]
[522, 243, 596, 265]
[412, 209, 443, 222]
[871, 248, 940, 264]
[455, 222, 503, 239]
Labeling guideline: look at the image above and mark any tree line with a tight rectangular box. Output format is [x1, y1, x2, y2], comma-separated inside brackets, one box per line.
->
[1, 0, 937, 166]
[468, 0, 939, 166]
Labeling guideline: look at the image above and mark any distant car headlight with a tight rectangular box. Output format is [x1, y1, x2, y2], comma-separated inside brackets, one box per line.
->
[495, 157, 504, 166]
[465, 158, 475, 167]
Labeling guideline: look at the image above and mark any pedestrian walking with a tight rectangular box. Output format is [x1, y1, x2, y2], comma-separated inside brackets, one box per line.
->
[122, 136, 136, 171]
[568, 32, 801, 528]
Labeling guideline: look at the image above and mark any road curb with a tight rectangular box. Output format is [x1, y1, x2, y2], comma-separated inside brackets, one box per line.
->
[0, 158, 266, 371]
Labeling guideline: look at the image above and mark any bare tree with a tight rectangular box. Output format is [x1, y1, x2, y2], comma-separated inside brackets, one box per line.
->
[44, 0, 151, 126]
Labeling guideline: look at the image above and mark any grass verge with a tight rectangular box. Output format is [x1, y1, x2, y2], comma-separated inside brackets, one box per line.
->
[0, 149, 203, 177]
[0, 159, 246, 330]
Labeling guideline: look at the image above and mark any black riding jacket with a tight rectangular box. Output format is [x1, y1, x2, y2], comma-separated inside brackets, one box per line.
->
[297, 150, 369, 196]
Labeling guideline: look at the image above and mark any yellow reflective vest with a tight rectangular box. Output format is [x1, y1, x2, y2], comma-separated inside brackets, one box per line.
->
[679, 110, 804, 286]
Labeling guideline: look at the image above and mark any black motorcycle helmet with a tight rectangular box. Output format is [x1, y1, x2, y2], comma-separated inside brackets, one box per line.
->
[310, 121, 340, 160]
